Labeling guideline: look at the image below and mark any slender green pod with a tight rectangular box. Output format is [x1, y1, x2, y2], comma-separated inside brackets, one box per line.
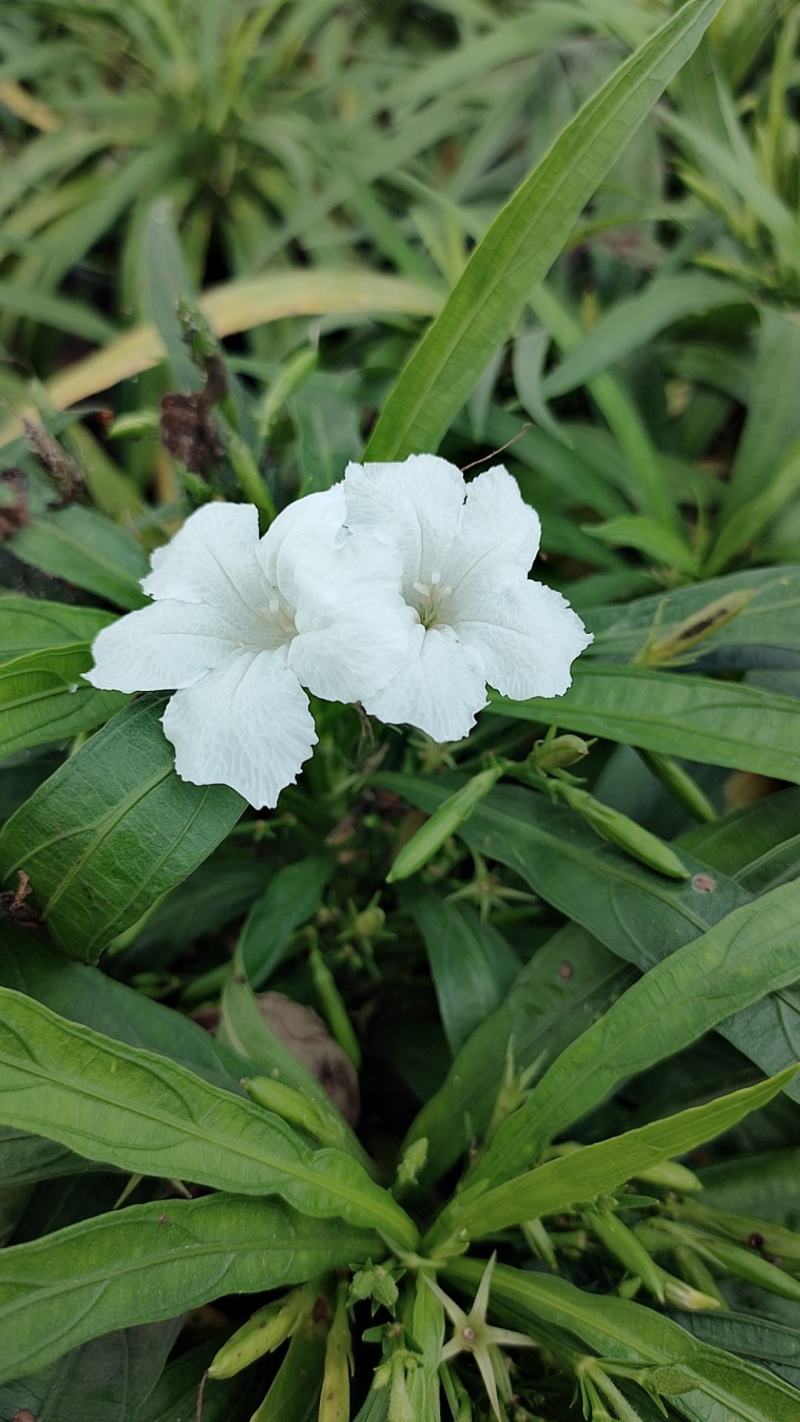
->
[550, 781, 691, 879]
[387, 765, 504, 882]
[208, 1280, 318, 1379]
[309, 946, 362, 1070]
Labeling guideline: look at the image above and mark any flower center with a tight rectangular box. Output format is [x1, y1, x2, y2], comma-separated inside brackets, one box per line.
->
[261, 591, 297, 646]
[410, 569, 453, 630]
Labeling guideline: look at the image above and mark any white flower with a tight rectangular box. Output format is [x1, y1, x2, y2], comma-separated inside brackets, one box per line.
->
[342, 454, 592, 742]
[86, 494, 413, 809]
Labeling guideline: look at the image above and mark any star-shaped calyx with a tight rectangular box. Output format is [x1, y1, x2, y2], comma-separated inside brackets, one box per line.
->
[424, 1253, 537, 1420]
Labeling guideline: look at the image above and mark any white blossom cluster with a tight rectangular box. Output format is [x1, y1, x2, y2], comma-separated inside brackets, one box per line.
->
[88, 455, 591, 808]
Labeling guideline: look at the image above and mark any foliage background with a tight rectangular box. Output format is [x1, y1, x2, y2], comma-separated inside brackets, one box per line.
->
[0, 1, 800, 1419]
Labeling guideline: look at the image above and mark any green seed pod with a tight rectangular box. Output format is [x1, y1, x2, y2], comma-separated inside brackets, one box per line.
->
[319, 1281, 352, 1422]
[694, 1236, 800, 1301]
[638, 750, 717, 824]
[389, 1354, 417, 1422]
[208, 1281, 315, 1379]
[671, 1246, 728, 1308]
[387, 765, 504, 883]
[584, 1206, 665, 1302]
[669, 1199, 800, 1264]
[309, 946, 362, 1070]
[244, 1075, 342, 1147]
[660, 1271, 722, 1311]
[553, 782, 690, 880]
[522, 1217, 558, 1270]
[635, 1159, 702, 1193]
[636, 590, 754, 666]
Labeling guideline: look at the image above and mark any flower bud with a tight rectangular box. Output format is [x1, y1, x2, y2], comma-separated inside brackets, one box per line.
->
[387, 766, 504, 883]
[661, 1273, 721, 1310]
[208, 1282, 315, 1378]
[532, 734, 590, 771]
[394, 1137, 429, 1193]
[244, 1075, 342, 1147]
[584, 1206, 665, 1301]
[553, 782, 690, 880]
[352, 902, 386, 939]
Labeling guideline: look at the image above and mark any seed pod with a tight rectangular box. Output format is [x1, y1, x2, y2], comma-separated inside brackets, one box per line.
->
[208, 1282, 316, 1379]
[584, 1206, 665, 1301]
[669, 1199, 800, 1264]
[553, 782, 690, 879]
[635, 1159, 702, 1193]
[638, 750, 717, 825]
[319, 1281, 352, 1422]
[694, 1236, 800, 1301]
[636, 590, 754, 665]
[387, 765, 504, 883]
[309, 946, 361, 1070]
[244, 1076, 342, 1147]
[671, 1245, 728, 1308]
[660, 1271, 723, 1311]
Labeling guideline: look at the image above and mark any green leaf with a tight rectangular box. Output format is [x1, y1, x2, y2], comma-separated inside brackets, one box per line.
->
[376, 774, 750, 971]
[133, 1335, 272, 1422]
[0, 596, 113, 662]
[489, 664, 800, 782]
[722, 310, 800, 518]
[0, 926, 248, 1092]
[429, 1067, 797, 1248]
[0, 698, 244, 960]
[541, 273, 746, 398]
[475, 879, 800, 1187]
[402, 926, 631, 1190]
[0, 643, 126, 756]
[0, 1321, 181, 1422]
[219, 940, 370, 1170]
[586, 565, 800, 669]
[682, 786, 800, 894]
[444, 1259, 800, 1421]
[0, 989, 417, 1247]
[677, 1313, 800, 1392]
[9, 506, 149, 610]
[185, 854, 334, 1003]
[365, 0, 725, 460]
[290, 376, 362, 494]
[704, 439, 800, 577]
[241, 856, 333, 989]
[0, 1124, 91, 1187]
[405, 891, 520, 1054]
[586, 514, 699, 575]
[0, 1194, 377, 1384]
[0, 279, 116, 343]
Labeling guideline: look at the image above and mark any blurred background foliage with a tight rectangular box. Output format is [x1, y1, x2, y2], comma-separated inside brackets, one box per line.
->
[2, 4, 800, 1415]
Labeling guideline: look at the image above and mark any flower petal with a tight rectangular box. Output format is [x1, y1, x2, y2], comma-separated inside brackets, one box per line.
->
[143, 503, 271, 628]
[86, 599, 248, 692]
[343, 455, 465, 591]
[363, 623, 486, 742]
[289, 530, 415, 703]
[257, 487, 347, 609]
[445, 465, 541, 591]
[162, 649, 317, 809]
[451, 575, 592, 700]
